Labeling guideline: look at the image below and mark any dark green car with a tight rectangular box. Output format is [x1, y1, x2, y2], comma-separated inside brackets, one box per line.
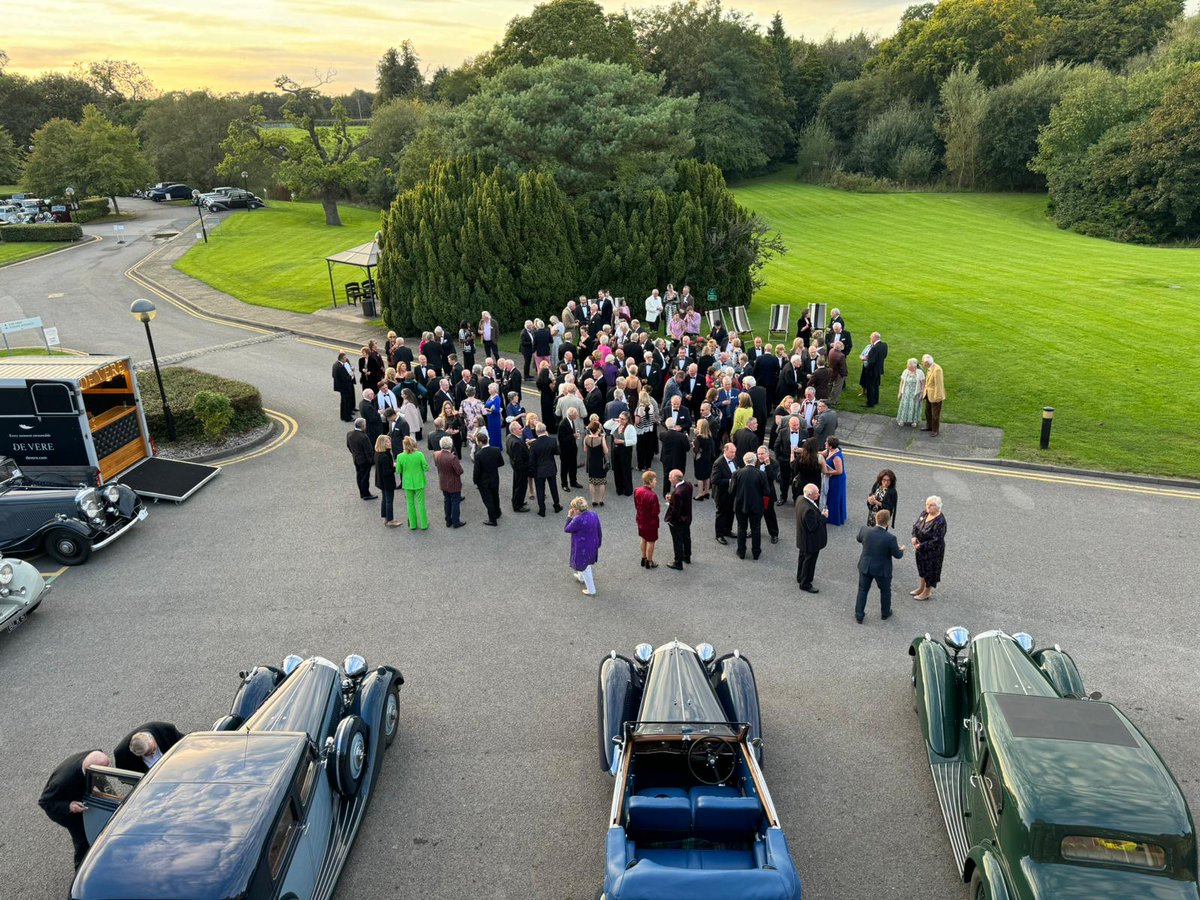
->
[909, 627, 1198, 900]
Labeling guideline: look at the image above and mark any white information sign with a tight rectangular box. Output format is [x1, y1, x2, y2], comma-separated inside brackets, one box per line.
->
[43, 327, 60, 346]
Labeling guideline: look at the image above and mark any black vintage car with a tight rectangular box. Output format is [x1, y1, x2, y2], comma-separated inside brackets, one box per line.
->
[147, 183, 193, 201]
[204, 188, 265, 211]
[74, 654, 403, 900]
[0, 456, 146, 564]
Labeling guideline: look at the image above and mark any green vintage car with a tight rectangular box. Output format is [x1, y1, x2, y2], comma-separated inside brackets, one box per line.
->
[909, 627, 1198, 900]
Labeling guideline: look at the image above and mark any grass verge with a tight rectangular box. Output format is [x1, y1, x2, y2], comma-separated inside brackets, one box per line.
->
[730, 173, 1200, 477]
[0, 242, 67, 266]
[174, 201, 380, 314]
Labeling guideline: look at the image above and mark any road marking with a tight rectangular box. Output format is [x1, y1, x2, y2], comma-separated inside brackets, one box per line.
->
[214, 409, 298, 466]
[124, 220, 276, 337]
[39, 566, 68, 583]
[847, 447, 1200, 500]
[298, 337, 359, 353]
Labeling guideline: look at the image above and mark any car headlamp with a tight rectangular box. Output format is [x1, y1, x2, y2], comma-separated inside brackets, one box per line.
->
[79, 490, 103, 519]
[101, 484, 121, 503]
[0, 563, 13, 586]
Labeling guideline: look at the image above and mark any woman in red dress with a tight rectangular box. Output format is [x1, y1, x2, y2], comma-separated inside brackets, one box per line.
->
[634, 470, 661, 569]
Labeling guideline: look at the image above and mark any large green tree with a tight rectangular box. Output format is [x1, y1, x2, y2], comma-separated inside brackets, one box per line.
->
[1040, 0, 1183, 67]
[138, 91, 248, 188]
[633, 0, 793, 176]
[220, 75, 377, 225]
[937, 64, 988, 188]
[483, 0, 641, 73]
[452, 57, 696, 200]
[23, 106, 152, 211]
[0, 71, 102, 146]
[0, 125, 20, 183]
[375, 41, 424, 107]
[979, 63, 1079, 189]
[867, 0, 1045, 100]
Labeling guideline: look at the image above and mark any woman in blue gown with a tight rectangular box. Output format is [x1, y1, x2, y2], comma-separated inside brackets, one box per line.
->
[820, 436, 847, 526]
[484, 383, 504, 449]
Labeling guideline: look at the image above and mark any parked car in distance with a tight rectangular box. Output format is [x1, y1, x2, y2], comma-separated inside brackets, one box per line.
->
[0, 557, 48, 634]
[147, 183, 193, 201]
[73, 653, 404, 900]
[910, 627, 1199, 900]
[597, 640, 802, 900]
[0, 456, 147, 565]
[194, 186, 235, 206]
[205, 189, 265, 211]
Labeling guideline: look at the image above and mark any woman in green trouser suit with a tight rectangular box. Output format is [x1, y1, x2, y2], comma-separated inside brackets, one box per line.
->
[394, 435, 430, 530]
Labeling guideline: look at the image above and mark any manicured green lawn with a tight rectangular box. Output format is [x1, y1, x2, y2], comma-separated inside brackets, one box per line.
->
[0, 348, 66, 357]
[0, 242, 65, 266]
[174, 201, 381, 313]
[731, 174, 1200, 477]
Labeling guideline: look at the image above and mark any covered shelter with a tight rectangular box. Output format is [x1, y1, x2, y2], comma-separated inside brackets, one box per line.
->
[325, 239, 380, 308]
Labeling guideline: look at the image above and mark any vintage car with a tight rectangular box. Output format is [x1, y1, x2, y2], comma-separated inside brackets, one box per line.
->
[910, 627, 1199, 900]
[73, 653, 403, 900]
[0, 456, 146, 564]
[0, 557, 48, 634]
[205, 188, 265, 211]
[596, 640, 802, 900]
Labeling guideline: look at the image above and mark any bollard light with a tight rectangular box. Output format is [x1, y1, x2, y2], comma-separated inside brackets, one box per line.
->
[1040, 407, 1055, 450]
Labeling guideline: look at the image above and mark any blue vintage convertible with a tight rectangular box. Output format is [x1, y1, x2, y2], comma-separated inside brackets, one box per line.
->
[71, 654, 402, 900]
[596, 640, 802, 900]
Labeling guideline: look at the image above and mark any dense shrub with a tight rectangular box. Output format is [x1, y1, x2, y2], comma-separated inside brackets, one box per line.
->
[0, 223, 83, 242]
[894, 145, 939, 184]
[826, 170, 897, 192]
[979, 65, 1078, 191]
[136, 367, 266, 442]
[794, 120, 837, 181]
[818, 76, 893, 152]
[192, 390, 235, 439]
[852, 102, 940, 180]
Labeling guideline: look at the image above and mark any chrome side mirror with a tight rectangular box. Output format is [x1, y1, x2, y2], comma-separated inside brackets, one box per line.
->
[944, 626, 970, 652]
[1088, 690, 1103, 701]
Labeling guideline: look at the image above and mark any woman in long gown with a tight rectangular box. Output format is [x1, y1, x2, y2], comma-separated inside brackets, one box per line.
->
[484, 383, 504, 449]
[819, 437, 847, 526]
[584, 418, 609, 507]
[691, 419, 715, 500]
[911, 496, 948, 601]
[896, 358, 925, 427]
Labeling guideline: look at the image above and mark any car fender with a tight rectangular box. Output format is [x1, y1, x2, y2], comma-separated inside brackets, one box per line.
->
[1031, 646, 1086, 699]
[968, 847, 1013, 900]
[226, 665, 286, 725]
[909, 636, 958, 758]
[598, 654, 638, 774]
[711, 652, 762, 755]
[359, 665, 404, 742]
[34, 516, 92, 543]
[0, 557, 48, 605]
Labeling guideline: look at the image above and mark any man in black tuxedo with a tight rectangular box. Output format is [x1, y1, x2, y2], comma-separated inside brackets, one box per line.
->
[733, 417, 760, 459]
[332, 352, 356, 422]
[500, 358, 523, 403]
[824, 322, 852, 356]
[390, 338, 413, 368]
[753, 350, 780, 404]
[855, 509, 904, 623]
[664, 469, 692, 570]
[346, 419, 375, 500]
[598, 292, 614, 330]
[710, 442, 739, 544]
[40, 749, 111, 868]
[557, 408, 583, 490]
[431, 379, 455, 416]
[795, 483, 827, 593]
[745, 376, 769, 441]
[584, 379, 605, 421]
[505, 423, 531, 512]
[863, 331, 889, 407]
[114, 722, 185, 772]
[423, 335, 444, 376]
[519, 320, 536, 378]
[659, 416, 690, 495]
[529, 423, 562, 517]
[472, 432, 505, 525]
[731, 452, 769, 560]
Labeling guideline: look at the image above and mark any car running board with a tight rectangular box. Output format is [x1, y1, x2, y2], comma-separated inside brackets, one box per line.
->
[930, 758, 969, 877]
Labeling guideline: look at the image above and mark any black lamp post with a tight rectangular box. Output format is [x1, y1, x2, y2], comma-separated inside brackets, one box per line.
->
[240, 170, 248, 192]
[130, 298, 176, 442]
[190, 189, 208, 243]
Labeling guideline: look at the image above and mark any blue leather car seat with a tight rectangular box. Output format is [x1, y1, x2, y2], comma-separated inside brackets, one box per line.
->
[627, 795, 692, 836]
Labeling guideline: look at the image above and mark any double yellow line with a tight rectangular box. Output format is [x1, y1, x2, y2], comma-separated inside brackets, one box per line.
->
[215, 409, 298, 466]
[848, 447, 1199, 501]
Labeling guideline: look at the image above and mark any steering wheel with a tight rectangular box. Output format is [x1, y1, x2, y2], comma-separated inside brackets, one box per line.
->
[687, 736, 738, 785]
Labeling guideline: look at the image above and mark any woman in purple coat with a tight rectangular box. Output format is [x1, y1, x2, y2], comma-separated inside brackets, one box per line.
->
[565, 496, 602, 596]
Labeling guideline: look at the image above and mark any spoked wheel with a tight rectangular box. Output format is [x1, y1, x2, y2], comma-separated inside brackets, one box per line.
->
[687, 736, 738, 785]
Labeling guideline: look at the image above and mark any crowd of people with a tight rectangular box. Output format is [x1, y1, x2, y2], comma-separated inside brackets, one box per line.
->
[335, 292, 948, 610]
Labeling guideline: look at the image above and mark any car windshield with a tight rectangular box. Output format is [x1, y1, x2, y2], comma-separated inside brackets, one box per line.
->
[0, 459, 19, 485]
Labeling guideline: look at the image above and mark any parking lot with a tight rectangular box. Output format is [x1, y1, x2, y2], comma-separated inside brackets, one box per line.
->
[1, 334, 1198, 899]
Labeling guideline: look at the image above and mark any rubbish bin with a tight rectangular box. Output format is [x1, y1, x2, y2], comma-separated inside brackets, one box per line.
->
[361, 296, 377, 318]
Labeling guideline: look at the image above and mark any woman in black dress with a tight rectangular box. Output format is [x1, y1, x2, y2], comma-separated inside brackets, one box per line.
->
[458, 321, 476, 371]
[866, 469, 898, 528]
[911, 496, 947, 601]
[791, 437, 823, 498]
[796, 309, 813, 347]
[691, 418, 715, 500]
[584, 418, 609, 507]
[536, 361, 557, 428]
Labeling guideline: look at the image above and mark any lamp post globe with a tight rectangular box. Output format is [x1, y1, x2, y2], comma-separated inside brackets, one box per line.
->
[240, 170, 248, 190]
[191, 189, 209, 243]
[129, 299, 176, 442]
[65, 186, 76, 211]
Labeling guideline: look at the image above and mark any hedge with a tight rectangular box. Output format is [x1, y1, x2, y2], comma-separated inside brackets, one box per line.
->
[136, 366, 267, 442]
[0, 223, 83, 243]
[71, 198, 111, 224]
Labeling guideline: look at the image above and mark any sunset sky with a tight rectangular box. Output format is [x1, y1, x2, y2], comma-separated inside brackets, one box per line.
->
[5, 0, 914, 93]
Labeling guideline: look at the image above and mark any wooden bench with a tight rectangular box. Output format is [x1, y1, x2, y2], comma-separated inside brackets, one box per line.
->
[768, 304, 790, 340]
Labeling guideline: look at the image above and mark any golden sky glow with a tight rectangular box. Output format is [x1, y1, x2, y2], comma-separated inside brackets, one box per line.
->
[4, 1, 918, 93]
